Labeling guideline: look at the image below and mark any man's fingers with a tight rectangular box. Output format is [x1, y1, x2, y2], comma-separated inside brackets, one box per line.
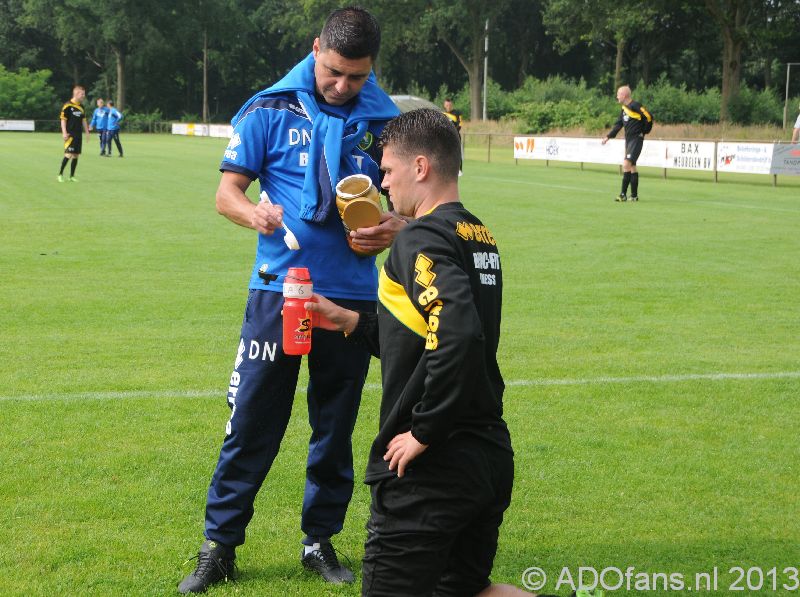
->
[388, 449, 403, 474]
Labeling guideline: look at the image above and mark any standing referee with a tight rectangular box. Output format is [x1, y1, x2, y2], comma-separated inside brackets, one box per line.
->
[602, 85, 650, 202]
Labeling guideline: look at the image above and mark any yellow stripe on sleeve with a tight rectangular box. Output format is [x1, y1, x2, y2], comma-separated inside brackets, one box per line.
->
[378, 266, 427, 338]
[622, 105, 642, 120]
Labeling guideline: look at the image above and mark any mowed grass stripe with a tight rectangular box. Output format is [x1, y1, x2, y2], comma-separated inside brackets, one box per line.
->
[2, 370, 799, 401]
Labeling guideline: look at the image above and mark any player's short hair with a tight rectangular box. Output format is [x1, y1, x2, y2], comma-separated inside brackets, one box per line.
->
[73, 85, 85, 92]
[107, 100, 114, 106]
[319, 6, 380, 60]
[380, 109, 461, 181]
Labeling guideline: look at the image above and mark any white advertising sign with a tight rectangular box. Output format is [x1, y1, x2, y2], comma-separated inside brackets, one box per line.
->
[514, 137, 715, 171]
[717, 142, 773, 175]
[769, 144, 800, 176]
[514, 136, 623, 165]
[209, 124, 233, 138]
[171, 122, 209, 136]
[172, 123, 231, 138]
[0, 119, 35, 131]
[658, 140, 715, 171]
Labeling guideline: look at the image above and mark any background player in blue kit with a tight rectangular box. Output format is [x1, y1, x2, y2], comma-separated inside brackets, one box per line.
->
[89, 98, 109, 155]
[105, 101, 124, 157]
[178, 6, 404, 594]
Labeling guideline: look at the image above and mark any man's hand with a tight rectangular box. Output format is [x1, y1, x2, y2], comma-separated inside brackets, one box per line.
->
[601, 136, 609, 145]
[251, 200, 283, 235]
[384, 431, 428, 478]
[304, 293, 359, 333]
[349, 211, 407, 253]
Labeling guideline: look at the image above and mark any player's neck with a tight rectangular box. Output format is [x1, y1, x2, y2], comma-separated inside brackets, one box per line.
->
[413, 182, 459, 218]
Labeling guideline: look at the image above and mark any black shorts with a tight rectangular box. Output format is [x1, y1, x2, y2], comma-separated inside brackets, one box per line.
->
[64, 134, 82, 155]
[625, 135, 643, 165]
[361, 435, 514, 597]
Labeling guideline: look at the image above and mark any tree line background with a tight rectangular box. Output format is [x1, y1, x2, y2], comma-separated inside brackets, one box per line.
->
[1, 0, 800, 129]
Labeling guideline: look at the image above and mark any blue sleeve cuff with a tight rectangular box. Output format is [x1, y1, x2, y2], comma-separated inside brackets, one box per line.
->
[220, 162, 259, 180]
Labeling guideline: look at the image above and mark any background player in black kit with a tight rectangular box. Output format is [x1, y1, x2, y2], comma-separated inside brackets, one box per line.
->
[602, 85, 652, 202]
[58, 85, 90, 182]
[307, 109, 532, 597]
[443, 97, 464, 175]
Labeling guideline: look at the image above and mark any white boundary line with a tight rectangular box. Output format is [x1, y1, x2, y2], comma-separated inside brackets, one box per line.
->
[1, 371, 798, 402]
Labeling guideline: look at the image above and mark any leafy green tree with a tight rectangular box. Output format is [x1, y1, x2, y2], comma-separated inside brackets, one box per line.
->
[704, 0, 755, 122]
[543, 0, 657, 92]
[0, 65, 58, 118]
[418, 0, 507, 120]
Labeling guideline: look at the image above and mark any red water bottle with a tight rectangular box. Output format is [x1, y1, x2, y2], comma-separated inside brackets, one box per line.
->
[282, 267, 313, 355]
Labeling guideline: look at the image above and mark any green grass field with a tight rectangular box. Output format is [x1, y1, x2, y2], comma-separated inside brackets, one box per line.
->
[1, 132, 799, 596]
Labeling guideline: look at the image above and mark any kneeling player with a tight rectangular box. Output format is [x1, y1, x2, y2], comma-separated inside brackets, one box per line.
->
[307, 109, 532, 597]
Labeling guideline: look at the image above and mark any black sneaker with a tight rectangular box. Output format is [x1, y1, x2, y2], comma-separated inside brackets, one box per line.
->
[178, 540, 236, 594]
[300, 542, 354, 584]
[615, 193, 627, 202]
[630, 195, 639, 202]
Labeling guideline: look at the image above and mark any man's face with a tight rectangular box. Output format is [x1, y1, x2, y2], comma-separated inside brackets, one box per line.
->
[380, 145, 417, 218]
[74, 88, 86, 102]
[313, 39, 373, 106]
[96, 99, 104, 107]
[444, 100, 453, 112]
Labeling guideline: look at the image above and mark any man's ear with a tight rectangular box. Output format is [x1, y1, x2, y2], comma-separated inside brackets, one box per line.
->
[414, 155, 430, 181]
[312, 38, 320, 58]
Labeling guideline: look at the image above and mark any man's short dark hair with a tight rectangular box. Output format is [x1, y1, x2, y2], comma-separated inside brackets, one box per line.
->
[319, 6, 381, 60]
[380, 109, 461, 180]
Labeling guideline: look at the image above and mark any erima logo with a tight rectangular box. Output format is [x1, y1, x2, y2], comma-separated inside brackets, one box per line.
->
[227, 133, 241, 150]
[235, 338, 245, 370]
[289, 103, 307, 117]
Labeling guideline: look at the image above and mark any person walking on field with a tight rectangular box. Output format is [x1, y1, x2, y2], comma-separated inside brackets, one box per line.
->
[792, 102, 800, 143]
[57, 85, 90, 182]
[602, 85, 652, 202]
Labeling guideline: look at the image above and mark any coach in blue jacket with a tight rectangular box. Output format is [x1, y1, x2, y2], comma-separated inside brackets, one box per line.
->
[178, 7, 403, 594]
[106, 101, 123, 157]
[89, 98, 109, 155]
